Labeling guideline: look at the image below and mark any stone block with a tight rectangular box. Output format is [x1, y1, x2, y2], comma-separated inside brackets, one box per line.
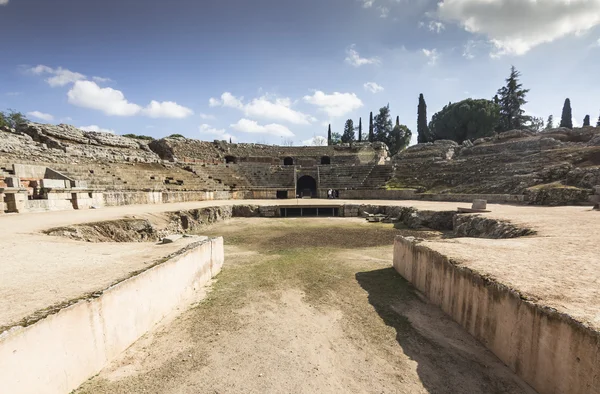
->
[162, 234, 183, 244]
[5, 177, 21, 188]
[40, 179, 70, 189]
[472, 199, 487, 210]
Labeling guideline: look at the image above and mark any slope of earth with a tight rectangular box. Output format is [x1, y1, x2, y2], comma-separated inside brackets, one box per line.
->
[76, 218, 535, 394]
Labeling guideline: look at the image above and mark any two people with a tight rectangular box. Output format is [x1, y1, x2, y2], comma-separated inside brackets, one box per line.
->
[327, 189, 339, 199]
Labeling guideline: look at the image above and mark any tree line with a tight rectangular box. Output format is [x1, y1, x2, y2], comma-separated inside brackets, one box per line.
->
[417, 66, 600, 144]
[326, 105, 412, 155]
[327, 66, 600, 151]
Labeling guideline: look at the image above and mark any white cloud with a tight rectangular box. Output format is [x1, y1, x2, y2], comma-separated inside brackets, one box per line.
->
[437, 0, 600, 56]
[199, 124, 236, 141]
[68, 81, 141, 116]
[143, 100, 194, 119]
[422, 48, 440, 65]
[27, 111, 54, 122]
[303, 91, 363, 117]
[302, 135, 328, 146]
[0, 0, 9, 6]
[199, 113, 216, 120]
[209, 92, 313, 125]
[378, 6, 389, 18]
[27, 65, 113, 87]
[361, 0, 374, 8]
[426, 21, 445, 33]
[80, 125, 116, 134]
[92, 76, 112, 83]
[345, 45, 381, 67]
[364, 82, 384, 93]
[29, 65, 86, 87]
[67, 81, 193, 118]
[5, 92, 21, 96]
[230, 119, 294, 137]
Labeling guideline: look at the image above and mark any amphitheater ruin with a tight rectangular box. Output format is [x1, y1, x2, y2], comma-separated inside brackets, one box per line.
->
[1, 122, 600, 393]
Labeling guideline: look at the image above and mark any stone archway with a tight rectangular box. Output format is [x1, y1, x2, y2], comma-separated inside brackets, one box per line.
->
[297, 175, 317, 198]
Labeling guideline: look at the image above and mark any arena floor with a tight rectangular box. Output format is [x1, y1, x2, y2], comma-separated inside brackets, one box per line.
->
[1, 199, 599, 335]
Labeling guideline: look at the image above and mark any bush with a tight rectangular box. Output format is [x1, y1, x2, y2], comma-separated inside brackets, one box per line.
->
[122, 133, 155, 141]
[429, 99, 500, 143]
[168, 133, 185, 139]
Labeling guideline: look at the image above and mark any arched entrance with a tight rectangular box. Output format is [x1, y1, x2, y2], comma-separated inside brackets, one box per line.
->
[297, 175, 317, 198]
[225, 156, 237, 164]
[283, 157, 294, 166]
[321, 156, 331, 165]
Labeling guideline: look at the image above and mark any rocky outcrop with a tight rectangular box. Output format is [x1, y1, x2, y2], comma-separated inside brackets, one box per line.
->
[0, 123, 160, 164]
[391, 127, 600, 200]
[523, 183, 592, 206]
[453, 215, 535, 239]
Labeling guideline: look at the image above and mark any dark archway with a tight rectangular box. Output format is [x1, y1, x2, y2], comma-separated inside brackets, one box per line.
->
[321, 156, 331, 165]
[283, 157, 294, 166]
[225, 156, 237, 164]
[297, 175, 317, 198]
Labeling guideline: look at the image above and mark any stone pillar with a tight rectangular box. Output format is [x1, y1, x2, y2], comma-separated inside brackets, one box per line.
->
[472, 199, 487, 210]
[0, 191, 5, 214]
[3, 190, 28, 213]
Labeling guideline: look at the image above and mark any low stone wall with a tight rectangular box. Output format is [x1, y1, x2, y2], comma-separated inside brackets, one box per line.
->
[0, 238, 224, 394]
[393, 237, 600, 394]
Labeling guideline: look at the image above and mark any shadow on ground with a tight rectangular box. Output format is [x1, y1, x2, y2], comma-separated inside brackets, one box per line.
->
[356, 268, 534, 394]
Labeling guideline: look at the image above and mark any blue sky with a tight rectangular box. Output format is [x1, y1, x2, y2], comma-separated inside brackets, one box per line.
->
[1, 0, 600, 145]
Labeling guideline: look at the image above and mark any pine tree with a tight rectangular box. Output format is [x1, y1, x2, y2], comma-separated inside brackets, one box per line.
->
[560, 98, 573, 129]
[358, 117, 362, 142]
[583, 115, 590, 127]
[546, 115, 554, 130]
[368, 112, 374, 142]
[417, 93, 430, 143]
[373, 105, 393, 144]
[341, 119, 355, 143]
[327, 124, 332, 145]
[496, 66, 530, 132]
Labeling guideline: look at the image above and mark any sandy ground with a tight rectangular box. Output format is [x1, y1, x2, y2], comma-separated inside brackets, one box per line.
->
[75, 218, 535, 394]
[1, 199, 599, 332]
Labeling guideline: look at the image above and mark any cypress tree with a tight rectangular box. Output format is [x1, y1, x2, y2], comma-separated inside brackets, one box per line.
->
[546, 115, 554, 130]
[560, 98, 573, 129]
[417, 93, 429, 143]
[496, 66, 530, 132]
[358, 117, 362, 142]
[368, 112, 374, 142]
[597, 113, 600, 127]
[327, 124, 332, 145]
[583, 115, 590, 127]
[341, 119, 355, 143]
[373, 105, 393, 144]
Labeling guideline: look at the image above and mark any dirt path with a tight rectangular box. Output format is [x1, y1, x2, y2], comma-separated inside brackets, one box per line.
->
[76, 218, 534, 394]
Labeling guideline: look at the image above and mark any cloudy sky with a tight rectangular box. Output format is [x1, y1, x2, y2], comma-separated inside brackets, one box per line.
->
[1, 0, 600, 145]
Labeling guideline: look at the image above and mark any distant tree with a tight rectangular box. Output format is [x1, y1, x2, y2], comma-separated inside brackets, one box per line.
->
[168, 133, 185, 138]
[525, 117, 545, 132]
[373, 105, 393, 144]
[123, 133, 155, 141]
[331, 132, 342, 145]
[368, 112, 374, 142]
[281, 137, 294, 146]
[496, 66, 530, 132]
[417, 94, 430, 143]
[428, 98, 500, 144]
[341, 119, 356, 143]
[583, 115, 591, 127]
[358, 117, 362, 142]
[388, 116, 412, 155]
[560, 98, 573, 129]
[229, 137, 232, 144]
[327, 124, 332, 145]
[0, 109, 28, 129]
[597, 113, 600, 127]
[546, 115, 554, 130]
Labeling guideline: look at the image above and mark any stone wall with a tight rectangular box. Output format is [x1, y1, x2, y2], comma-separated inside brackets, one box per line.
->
[393, 237, 599, 394]
[0, 238, 224, 394]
